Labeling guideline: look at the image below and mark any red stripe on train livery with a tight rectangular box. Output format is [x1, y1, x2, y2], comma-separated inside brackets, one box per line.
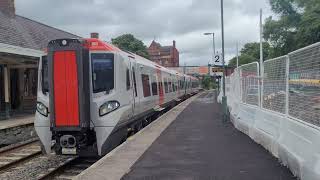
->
[53, 51, 80, 127]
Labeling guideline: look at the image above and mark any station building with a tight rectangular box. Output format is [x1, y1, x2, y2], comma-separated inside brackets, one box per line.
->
[0, 0, 79, 119]
[147, 40, 179, 67]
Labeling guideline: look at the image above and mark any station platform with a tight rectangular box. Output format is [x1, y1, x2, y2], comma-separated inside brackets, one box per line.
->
[0, 115, 34, 130]
[76, 91, 297, 180]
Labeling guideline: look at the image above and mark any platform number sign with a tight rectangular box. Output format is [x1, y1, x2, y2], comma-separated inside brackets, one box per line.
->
[213, 53, 223, 66]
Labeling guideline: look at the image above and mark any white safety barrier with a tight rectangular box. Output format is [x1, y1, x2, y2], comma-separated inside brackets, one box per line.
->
[219, 42, 320, 180]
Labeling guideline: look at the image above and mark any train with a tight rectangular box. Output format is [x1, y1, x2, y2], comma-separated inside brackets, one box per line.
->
[34, 38, 200, 157]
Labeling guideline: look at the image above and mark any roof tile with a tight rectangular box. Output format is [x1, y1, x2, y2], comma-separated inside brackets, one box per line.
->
[0, 11, 80, 50]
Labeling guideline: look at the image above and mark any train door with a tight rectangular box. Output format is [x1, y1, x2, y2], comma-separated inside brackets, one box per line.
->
[156, 69, 164, 105]
[130, 57, 138, 116]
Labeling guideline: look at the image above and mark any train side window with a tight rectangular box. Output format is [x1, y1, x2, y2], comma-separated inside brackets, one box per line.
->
[164, 78, 168, 93]
[151, 75, 158, 96]
[141, 74, 151, 97]
[171, 80, 174, 92]
[172, 81, 175, 92]
[132, 67, 137, 96]
[126, 68, 130, 90]
[168, 80, 172, 92]
[158, 80, 163, 94]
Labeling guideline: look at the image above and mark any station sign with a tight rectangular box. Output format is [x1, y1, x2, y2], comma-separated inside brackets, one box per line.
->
[210, 67, 223, 76]
[213, 52, 223, 66]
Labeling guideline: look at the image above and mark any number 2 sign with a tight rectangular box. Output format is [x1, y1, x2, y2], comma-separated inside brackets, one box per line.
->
[213, 53, 223, 66]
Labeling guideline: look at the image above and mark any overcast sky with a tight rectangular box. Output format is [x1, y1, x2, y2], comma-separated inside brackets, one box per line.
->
[16, 0, 272, 66]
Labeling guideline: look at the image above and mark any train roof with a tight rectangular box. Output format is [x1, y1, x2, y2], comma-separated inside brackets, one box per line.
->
[84, 38, 196, 79]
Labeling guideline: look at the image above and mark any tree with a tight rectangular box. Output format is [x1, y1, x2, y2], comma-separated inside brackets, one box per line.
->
[228, 54, 257, 67]
[111, 34, 149, 58]
[296, 2, 320, 47]
[201, 75, 215, 89]
[228, 42, 271, 67]
[263, 0, 320, 56]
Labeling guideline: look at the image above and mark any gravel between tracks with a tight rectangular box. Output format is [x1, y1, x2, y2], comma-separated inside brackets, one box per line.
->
[0, 154, 74, 180]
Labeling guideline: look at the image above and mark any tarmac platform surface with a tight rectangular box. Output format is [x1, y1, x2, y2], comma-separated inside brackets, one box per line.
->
[77, 91, 297, 180]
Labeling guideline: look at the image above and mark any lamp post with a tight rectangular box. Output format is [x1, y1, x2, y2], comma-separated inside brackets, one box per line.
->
[236, 41, 239, 68]
[204, 32, 215, 76]
[220, 0, 228, 121]
[204, 32, 216, 57]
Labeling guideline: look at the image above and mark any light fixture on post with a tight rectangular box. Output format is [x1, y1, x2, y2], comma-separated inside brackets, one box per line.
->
[203, 32, 216, 57]
[204, 32, 216, 76]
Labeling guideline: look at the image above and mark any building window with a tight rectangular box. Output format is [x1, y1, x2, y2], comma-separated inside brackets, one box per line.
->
[141, 74, 151, 97]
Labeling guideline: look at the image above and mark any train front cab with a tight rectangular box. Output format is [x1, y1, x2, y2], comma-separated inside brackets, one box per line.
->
[35, 39, 94, 155]
[35, 38, 135, 156]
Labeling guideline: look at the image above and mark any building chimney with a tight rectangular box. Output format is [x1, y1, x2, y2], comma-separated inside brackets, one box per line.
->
[90, 32, 99, 39]
[0, 0, 15, 18]
[173, 40, 176, 48]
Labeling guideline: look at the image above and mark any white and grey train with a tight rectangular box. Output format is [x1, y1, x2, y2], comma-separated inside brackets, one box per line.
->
[35, 38, 200, 157]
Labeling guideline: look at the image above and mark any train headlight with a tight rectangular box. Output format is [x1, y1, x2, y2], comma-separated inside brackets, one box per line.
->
[99, 101, 120, 116]
[37, 102, 48, 117]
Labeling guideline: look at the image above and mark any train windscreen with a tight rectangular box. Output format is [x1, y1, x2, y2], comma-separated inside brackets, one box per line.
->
[41, 55, 49, 94]
[91, 53, 114, 93]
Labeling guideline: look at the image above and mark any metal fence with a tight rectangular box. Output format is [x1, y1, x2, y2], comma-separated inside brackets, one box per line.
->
[239, 62, 260, 106]
[262, 56, 287, 114]
[288, 43, 320, 126]
[225, 42, 320, 127]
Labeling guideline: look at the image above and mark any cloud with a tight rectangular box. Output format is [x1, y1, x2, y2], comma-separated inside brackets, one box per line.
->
[15, 0, 272, 65]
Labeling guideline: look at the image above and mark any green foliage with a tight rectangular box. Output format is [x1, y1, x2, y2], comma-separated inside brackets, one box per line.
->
[111, 34, 149, 59]
[228, 42, 272, 67]
[228, 54, 256, 67]
[202, 75, 216, 90]
[264, 0, 320, 56]
[296, 2, 320, 47]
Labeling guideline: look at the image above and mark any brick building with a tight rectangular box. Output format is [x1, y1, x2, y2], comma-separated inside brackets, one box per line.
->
[0, 0, 79, 119]
[147, 40, 179, 67]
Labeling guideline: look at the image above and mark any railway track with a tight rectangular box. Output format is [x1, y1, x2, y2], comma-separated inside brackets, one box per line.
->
[0, 138, 41, 171]
[0, 138, 77, 180]
[38, 157, 99, 180]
